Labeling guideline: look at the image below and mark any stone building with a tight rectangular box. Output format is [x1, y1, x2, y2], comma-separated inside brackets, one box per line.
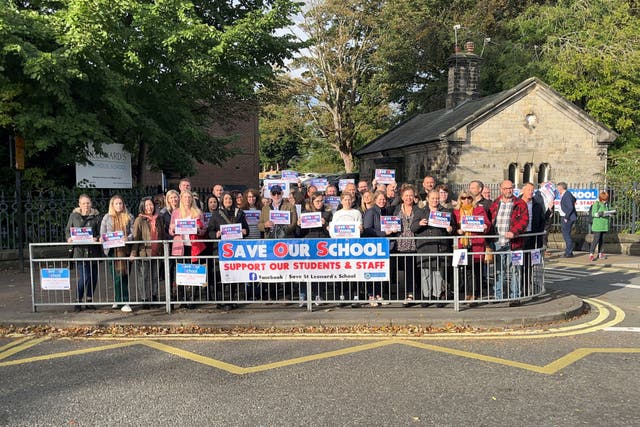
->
[355, 42, 617, 189]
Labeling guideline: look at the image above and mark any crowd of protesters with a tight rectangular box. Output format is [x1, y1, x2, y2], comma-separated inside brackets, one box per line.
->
[66, 174, 570, 312]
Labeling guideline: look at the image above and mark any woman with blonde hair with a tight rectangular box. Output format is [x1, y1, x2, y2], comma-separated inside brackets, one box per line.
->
[100, 195, 134, 312]
[169, 191, 207, 306]
[453, 190, 489, 304]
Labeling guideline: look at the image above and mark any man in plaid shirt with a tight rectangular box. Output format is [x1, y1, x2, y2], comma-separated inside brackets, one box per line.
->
[490, 180, 529, 305]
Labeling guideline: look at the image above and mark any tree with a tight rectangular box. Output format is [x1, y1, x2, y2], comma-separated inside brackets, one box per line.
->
[507, 0, 640, 150]
[0, 0, 303, 190]
[293, 0, 394, 173]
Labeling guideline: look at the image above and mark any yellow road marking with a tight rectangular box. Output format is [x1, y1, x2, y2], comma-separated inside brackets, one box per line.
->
[22, 297, 623, 341]
[0, 337, 33, 353]
[0, 337, 49, 361]
[0, 341, 138, 367]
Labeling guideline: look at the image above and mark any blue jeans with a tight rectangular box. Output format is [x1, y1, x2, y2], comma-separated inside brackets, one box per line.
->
[561, 219, 575, 256]
[76, 260, 98, 301]
[494, 244, 521, 300]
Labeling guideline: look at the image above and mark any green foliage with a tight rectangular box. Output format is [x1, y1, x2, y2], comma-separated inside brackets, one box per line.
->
[0, 0, 303, 189]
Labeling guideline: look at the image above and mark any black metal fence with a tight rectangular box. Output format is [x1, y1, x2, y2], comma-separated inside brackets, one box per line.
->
[1, 182, 639, 250]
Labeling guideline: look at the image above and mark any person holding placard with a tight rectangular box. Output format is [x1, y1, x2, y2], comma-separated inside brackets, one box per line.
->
[258, 185, 298, 239]
[297, 192, 333, 306]
[298, 192, 332, 238]
[393, 185, 420, 306]
[207, 192, 249, 309]
[453, 191, 490, 304]
[130, 197, 167, 308]
[169, 191, 207, 307]
[239, 188, 263, 239]
[489, 180, 529, 305]
[330, 192, 363, 306]
[363, 191, 392, 306]
[411, 190, 455, 307]
[100, 195, 134, 312]
[589, 191, 611, 261]
[66, 194, 102, 312]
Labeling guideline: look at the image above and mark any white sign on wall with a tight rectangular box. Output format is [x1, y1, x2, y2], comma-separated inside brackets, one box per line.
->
[76, 143, 133, 189]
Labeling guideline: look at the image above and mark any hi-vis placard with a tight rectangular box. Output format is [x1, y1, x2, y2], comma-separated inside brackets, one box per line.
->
[218, 238, 390, 283]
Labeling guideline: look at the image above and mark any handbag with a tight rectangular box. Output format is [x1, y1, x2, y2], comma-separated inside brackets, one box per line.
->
[171, 235, 184, 256]
[484, 246, 494, 263]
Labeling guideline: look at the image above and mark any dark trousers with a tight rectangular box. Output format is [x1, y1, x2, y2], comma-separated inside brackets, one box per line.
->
[561, 219, 575, 256]
[76, 260, 98, 301]
[590, 232, 606, 254]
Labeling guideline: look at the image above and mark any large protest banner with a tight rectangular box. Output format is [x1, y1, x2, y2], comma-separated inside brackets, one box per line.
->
[218, 238, 390, 283]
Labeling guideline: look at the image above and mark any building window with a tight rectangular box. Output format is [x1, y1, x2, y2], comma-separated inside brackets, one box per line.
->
[508, 163, 520, 187]
[523, 163, 534, 184]
[538, 163, 550, 183]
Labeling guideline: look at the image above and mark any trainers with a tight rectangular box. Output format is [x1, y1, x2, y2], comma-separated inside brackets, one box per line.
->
[589, 253, 595, 262]
[73, 305, 83, 312]
[599, 253, 607, 260]
[112, 304, 119, 309]
[377, 295, 389, 305]
[121, 304, 132, 313]
[351, 295, 361, 308]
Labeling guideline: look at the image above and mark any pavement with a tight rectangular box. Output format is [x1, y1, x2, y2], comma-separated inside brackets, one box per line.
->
[1, 251, 638, 330]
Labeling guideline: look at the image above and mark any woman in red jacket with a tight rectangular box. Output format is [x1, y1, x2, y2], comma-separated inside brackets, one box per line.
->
[453, 190, 490, 304]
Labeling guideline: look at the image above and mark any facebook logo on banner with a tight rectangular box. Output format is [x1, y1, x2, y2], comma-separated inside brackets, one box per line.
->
[249, 272, 258, 281]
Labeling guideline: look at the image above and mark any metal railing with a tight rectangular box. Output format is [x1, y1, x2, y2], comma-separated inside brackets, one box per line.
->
[3, 182, 639, 250]
[29, 234, 546, 313]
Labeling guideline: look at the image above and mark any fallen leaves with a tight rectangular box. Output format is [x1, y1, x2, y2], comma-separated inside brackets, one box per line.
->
[0, 323, 509, 338]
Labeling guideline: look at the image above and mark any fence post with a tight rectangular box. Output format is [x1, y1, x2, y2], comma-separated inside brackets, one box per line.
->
[633, 182, 638, 234]
[29, 244, 36, 313]
[163, 241, 172, 314]
[453, 237, 460, 312]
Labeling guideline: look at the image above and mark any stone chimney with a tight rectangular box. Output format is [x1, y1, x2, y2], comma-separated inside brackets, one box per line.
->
[446, 41, 483, 110]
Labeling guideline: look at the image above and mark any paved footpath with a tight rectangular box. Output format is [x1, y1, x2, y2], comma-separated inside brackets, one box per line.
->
[1, 251, 637, 330]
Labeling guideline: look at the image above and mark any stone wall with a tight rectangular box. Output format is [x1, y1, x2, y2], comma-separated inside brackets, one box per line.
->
[448, 87, 606, 186]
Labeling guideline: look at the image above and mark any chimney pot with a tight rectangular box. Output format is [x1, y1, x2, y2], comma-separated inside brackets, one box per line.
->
[465, 41, 474, 53]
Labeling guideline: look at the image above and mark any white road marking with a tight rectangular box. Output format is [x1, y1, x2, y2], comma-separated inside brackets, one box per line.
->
[604, 327, 640, 333]
[609, 283, 640, 290]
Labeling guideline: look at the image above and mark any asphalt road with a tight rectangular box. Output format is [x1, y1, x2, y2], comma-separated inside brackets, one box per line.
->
[1, 264, 639, 426]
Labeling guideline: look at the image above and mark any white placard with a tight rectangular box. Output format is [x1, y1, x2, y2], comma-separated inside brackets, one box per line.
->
[70, 227, 94, 242]
[452, 249, 468, 267]
[220, 223, 243, 240]
[102, 231, 125, 249]
[300, 212, 322, 229]
[329, 222, 360, 238]
[175, 219, 197, 235]
[269, 210, 291, 225]
[511, 251, 524, 266]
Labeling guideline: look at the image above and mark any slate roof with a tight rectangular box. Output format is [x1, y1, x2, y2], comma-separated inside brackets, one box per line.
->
[355, 77, 617, 156]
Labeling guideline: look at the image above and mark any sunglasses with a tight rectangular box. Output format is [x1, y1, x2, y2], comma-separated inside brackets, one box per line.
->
[461, 196, 473, 200]
[271, 191, 282, 195]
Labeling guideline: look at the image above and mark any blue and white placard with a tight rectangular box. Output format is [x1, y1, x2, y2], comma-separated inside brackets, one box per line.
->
[300, 212, 323, 229]
[460, 215, 485, 233]
[40, 268, 71, 290]
[176, 263, 207, 286]
[101, 231, 125, 249]
[175, 219, 197, 235]
[70, 227, 93, 242]
[375, 169, 396, 184]
[428, 211, 452, 228]
[270, 210, 291, 225]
